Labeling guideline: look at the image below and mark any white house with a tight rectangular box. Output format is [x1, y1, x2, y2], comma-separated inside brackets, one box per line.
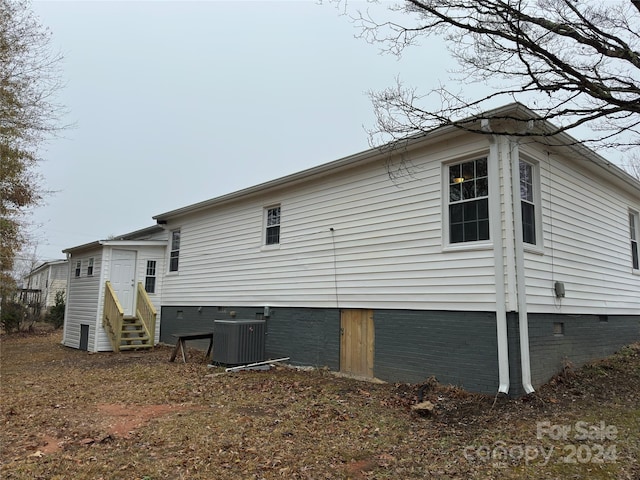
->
[22, 259, 68, 313]
[61, 226, 167, 352]
[63, 103, 640, 396]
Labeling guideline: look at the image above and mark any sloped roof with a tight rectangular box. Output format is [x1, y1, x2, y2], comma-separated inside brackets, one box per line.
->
[153, 102, 639, 223]
[62, 225, 166, 254]
[25, 259, 68, 278]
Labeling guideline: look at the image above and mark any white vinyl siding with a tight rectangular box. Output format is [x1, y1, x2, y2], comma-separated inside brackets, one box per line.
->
[45, 263, 68, 308]
[23, 261, 69, 310]
[157, 132, 639, 316]
[521, 144, 640, 314]
[161, 136, 499, 311]
[63, 251, 103, 350]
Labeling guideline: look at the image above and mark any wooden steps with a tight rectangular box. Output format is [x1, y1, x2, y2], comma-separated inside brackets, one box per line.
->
[118, 316, 153, 351]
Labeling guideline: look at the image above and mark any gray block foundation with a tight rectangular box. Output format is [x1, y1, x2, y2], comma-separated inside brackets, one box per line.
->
[160, 306, 639, 397]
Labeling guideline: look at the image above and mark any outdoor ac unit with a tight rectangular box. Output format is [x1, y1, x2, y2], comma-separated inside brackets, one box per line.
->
[213, 319, 266, 365]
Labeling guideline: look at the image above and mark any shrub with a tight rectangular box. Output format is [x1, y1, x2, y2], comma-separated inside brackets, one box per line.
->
[44, 290, 65, 329]
[1, 301, 27, 333]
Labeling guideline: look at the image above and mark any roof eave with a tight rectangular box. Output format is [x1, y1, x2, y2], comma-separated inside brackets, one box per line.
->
[152, 102, 639, 222]
[152, 121, 465, 222]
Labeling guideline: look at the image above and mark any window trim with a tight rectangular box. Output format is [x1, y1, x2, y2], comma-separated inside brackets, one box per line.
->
[630, 210, 639, 272]
[442, 157, 492, 249]
[145, 260, 157, 293]
[264, 205, 281, 247]
[519, 157, 544, 253]
[169, 229, 180, 273]
[87, 257, 94, 276]
[74, 260, 81, 278]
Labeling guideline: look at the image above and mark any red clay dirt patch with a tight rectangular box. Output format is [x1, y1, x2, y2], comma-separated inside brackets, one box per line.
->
[96, 403, 194, 438]
[344, 458, 377, 479]
[35, 404, 198, 455]
[29, 434, 65, 456]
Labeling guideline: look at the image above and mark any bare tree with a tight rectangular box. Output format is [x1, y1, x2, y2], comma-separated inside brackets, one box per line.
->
[627, 152, 640, 179]
[346, 0, 640, 160]
[0, 0, 64, 273]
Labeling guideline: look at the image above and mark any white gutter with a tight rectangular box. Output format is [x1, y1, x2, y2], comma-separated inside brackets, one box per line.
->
[510, 140, 535, 394]
[487, 133, 510, 394]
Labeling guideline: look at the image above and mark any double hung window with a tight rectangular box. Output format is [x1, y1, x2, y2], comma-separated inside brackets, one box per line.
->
[265, 206, 281, 245]
[520, 160, 537, 245]
[169, 230, 180, 272]
[631, 211, 639, 270]
[448, 158, 489, 244]
[145, 260, 157, 293]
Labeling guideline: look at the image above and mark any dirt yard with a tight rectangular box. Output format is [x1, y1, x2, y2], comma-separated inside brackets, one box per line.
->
[1, 330, 639, 479]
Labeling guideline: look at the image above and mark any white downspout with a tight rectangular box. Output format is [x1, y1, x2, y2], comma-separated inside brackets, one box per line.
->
[487, 134, 510, 394]
[510, 140, 535, 394]
[61, 253, 72, 346]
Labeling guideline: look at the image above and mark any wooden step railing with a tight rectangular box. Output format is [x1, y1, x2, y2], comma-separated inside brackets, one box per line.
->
[103, 281, 156, 352]
[103, 281, 124, 352]
[135, 282, 156, 347]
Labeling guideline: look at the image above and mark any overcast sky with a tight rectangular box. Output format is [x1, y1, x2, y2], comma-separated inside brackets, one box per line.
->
[23, 0, 622, 265]
[25, 0, 453, 262]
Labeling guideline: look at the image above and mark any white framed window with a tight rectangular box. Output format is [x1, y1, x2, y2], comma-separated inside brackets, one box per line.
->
[169, 230, 180, 272]
[145, 260, 156, 293]
[447, 158, 489, 244]
[74, 260, 81, 278]
[519, 160, 538, 245]
[630, 211, 639, 271]
[265, 205, 281, 246]
[87, 257, 94, 276]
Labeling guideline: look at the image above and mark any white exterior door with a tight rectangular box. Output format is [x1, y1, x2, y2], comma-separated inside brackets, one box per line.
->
[110, 250, 136, 316]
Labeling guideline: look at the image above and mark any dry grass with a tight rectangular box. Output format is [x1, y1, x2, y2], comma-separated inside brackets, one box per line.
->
[1, 329, 639, 479]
